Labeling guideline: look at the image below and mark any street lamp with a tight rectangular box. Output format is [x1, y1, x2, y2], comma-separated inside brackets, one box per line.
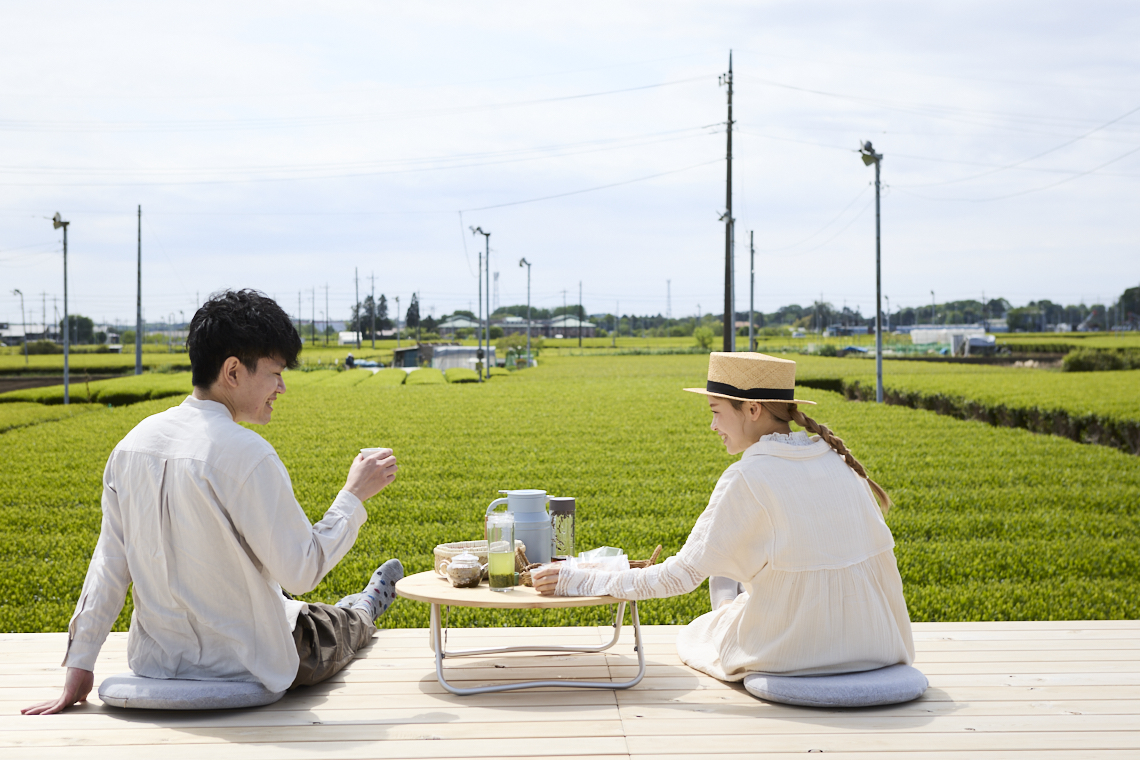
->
[519, 258, 532, 366]
[51, 212, 71, 404]
[470, 227, 491, 382]
[931, 290, 936, 327]
[12, 289, 27, 365]
[885, 295, 891, 333]
[859, 142, 884, 403]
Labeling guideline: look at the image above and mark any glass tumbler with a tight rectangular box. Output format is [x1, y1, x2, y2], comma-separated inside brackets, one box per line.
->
[486, 513, 516, 592]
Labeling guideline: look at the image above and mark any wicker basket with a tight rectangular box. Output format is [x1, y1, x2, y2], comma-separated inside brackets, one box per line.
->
[432, 540, 524, 577]
[519, 545, 663, 587]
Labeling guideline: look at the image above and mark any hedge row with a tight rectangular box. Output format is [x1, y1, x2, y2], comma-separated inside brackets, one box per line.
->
[820, 378, 1140, 456]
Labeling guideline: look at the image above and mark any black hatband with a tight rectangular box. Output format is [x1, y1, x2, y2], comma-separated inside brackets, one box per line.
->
[706, 380, 794, 400]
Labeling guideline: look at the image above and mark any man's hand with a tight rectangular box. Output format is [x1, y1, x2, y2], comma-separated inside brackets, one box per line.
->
[531, 564, 561, 596]
[22, 667, 94, 715]
[345, 448, 399, 502]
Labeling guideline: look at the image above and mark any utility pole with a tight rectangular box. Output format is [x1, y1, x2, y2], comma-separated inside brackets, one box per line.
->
[667, 280, 672, 320]
[493, 272, 499, 312]
[324, 283, 329, 346]
[298, 291, 302, 338]
[931, 290, 936, 327]
[859, 141, 884, 402]
[719, 51, 735, 352]
[354, 268, 361, 349]
[52, 213, 70, 404]
[370, 272, 376, 349]
[395, 296, 401, 351]
[519, 258, 532, 365]
[982, 290, 987, 331]
[614, 302, 619, 348]
[749, 231, 755, 352]
[471, 227, 490, 381]
[311, 287, 316, 346]
[578, 281, 583, 348]
[12, 289, 27, 365]
[136, 205, 143, 375]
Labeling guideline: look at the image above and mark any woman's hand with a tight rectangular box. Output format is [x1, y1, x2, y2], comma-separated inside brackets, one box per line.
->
[531, 564, 561, 596]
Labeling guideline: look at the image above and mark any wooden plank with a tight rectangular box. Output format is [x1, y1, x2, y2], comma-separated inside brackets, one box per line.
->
[635, 754, 1140, 760]
[0, 705, 621, 732]
[615, 699, 1140, 719]
[625, 732, 1140, 754]
[619, 714, 1139, 734]
[0, 742, 631, 760]
[615, 684, 1140, 703]
[0, 720, 628, 747]
[0, 690, 618, 715]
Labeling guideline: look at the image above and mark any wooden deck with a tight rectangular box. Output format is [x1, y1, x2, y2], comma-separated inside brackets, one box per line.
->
[3, 621, 1139, 758]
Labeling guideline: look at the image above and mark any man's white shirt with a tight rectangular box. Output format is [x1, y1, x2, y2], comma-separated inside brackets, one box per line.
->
[63, 395, 365, 693]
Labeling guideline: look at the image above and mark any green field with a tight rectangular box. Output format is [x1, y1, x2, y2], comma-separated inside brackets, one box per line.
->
[1, 353, 1137, 634]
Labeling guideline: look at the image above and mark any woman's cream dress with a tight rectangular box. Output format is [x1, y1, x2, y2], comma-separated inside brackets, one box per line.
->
[554, 431, 915, 681]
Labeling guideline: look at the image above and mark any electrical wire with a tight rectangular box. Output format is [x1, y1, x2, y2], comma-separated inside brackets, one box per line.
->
[460, 158, 721, 212]
[896, 102, 1140, 188]
[757, 185, 871, 253]
[894, 143, 1140, 202]
[0, 128, 719, 188]
[0, 75, 712, 134]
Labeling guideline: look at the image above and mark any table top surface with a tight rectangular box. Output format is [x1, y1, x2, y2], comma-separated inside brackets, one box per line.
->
[396, 570, 628, 609]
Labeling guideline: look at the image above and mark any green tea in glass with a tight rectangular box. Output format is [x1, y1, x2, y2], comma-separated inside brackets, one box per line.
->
[486, 513, 515, 591]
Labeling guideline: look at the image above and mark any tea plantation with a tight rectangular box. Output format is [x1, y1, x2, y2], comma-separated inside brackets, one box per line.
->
[1, 353, 1137, 633]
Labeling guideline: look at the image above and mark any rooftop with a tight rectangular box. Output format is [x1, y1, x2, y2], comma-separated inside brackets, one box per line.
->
[5, 620, 1138, 758]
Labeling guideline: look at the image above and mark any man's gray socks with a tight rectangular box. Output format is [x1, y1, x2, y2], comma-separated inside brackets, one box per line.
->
[339, 559, 403, 622]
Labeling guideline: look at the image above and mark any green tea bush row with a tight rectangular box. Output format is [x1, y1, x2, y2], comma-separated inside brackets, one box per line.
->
[444, 368, 479, 383]
[1063, 347, 1140, 372]
[0, 372, 192, 406]
[0, 402, 99, 433]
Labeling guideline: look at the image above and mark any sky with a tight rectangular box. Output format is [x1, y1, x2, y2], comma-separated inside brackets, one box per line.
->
[2, 1, 1138, 329]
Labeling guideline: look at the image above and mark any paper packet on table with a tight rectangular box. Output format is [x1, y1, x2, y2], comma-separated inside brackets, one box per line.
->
[561, 546, 630, 573]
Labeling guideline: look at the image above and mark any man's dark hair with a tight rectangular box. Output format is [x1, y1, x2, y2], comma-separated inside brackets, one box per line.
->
[188, 289, 302, 388]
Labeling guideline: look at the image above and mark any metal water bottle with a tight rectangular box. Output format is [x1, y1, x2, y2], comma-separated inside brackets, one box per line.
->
[549, 497, 576, 559]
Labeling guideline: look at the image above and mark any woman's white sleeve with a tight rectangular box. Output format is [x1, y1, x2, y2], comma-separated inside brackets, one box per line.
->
[554, 468, 759, 599]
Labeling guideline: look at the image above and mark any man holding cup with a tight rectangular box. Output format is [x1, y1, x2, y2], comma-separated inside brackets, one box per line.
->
[24, 289, 402, 715]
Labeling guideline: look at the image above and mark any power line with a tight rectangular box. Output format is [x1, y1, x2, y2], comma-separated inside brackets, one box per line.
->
[462, 158, 721, 212]
[0, 75, 712, 134]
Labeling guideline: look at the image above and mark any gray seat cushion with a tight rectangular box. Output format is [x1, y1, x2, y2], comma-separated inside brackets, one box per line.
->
[98, 672, 286, 710]
[743, 664, 928, 707]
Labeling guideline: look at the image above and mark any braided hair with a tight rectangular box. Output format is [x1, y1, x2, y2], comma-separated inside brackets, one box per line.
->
[730, 399, 892, 514]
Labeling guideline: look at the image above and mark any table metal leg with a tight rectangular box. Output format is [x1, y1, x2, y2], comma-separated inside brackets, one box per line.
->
[430, 601, 646, 696]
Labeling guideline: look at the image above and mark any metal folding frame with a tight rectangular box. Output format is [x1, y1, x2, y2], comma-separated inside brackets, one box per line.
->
[428, 600, 645, 696]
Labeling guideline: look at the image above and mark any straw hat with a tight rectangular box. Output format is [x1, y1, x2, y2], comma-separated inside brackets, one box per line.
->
[684, 352, 817, 405]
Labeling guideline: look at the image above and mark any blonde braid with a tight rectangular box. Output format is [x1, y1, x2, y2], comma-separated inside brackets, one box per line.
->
[767, 403, 893, 514]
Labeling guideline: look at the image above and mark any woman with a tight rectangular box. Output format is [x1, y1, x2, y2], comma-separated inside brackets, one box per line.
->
[532, 352, 915, 682]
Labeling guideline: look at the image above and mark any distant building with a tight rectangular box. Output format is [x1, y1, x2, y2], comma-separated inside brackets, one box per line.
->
[438, 315, 480, 335]
[392, 343, 496, 369]
[541, 315, 595, 338]
[911, 325, 986, 345]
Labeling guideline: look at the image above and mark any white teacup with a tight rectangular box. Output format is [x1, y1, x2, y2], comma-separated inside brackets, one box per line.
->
[360, 447, 389, 456]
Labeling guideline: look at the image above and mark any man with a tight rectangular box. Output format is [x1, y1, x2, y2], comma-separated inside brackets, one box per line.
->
[24, 289, 402, 715]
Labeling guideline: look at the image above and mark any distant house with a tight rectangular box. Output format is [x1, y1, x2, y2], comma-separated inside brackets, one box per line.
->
[437, 316, 481, 335]
[541, 315, 595, 338]
[338, 331, 362, 346]
[495, 315, 534, 335]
